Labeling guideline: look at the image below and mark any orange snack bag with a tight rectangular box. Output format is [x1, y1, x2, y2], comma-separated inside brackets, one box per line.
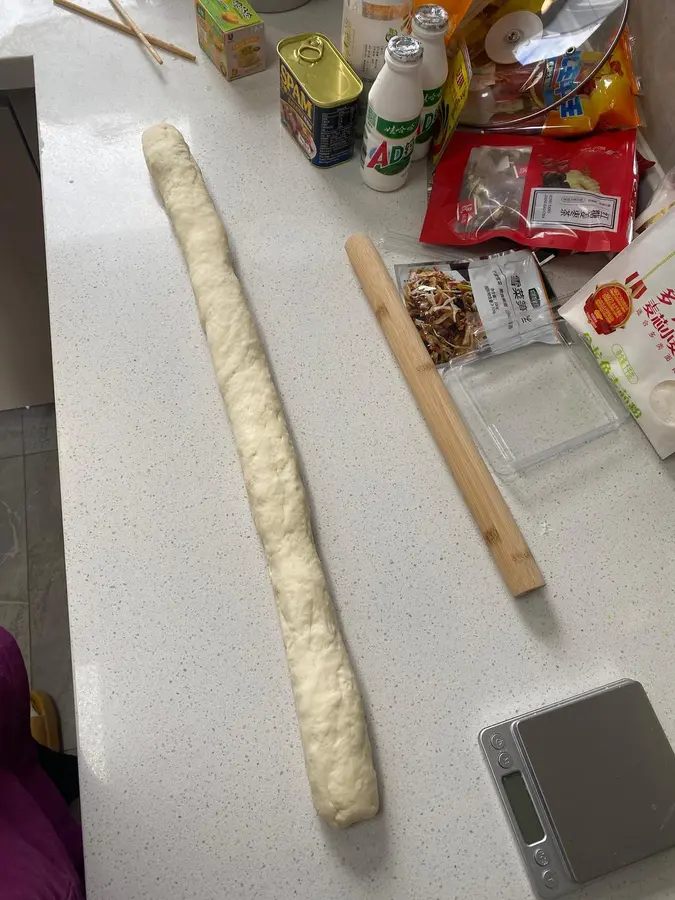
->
[540, 31, 640, 136]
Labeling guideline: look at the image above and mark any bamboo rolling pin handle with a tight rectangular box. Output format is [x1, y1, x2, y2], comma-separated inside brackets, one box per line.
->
[345, 233, 545, 598]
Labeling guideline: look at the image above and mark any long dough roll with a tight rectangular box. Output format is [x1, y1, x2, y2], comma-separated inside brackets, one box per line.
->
[142, 124, 379, 828]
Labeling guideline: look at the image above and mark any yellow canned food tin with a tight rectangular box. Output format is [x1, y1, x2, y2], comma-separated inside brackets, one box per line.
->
[277, 33, 363, 167]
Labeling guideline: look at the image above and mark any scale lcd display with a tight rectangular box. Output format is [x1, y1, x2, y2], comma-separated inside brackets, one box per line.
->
[502, 771, 545, 846]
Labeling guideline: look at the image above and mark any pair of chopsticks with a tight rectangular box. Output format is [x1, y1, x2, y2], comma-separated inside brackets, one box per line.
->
[53, 0, 195, 63]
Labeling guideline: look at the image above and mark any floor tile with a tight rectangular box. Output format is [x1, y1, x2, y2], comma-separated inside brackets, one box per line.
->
[30, 567, 75, 750]
[0, 456, 28, 603]
[25, 450, 75, 750]
[0, 600, 30, 674]
[23, 405, 57, 455]
[25, 450, 64, 591]
[0, 408, 24, 459]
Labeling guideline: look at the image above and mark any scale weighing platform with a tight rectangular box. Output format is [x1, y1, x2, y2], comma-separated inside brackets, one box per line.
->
[481, 680, 675, 896]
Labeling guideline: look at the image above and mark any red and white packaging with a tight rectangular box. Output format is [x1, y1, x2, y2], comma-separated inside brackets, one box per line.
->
[421, 130, 639, 253]
[560, 208, 675, 459]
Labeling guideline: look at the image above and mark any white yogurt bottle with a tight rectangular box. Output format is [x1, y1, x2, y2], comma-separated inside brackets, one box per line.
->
[360, 34, 424, 192]
[411, 5, 449, 161]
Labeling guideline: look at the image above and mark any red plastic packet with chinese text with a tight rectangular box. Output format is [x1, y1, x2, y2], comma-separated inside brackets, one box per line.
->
[421, 130, 638, 253]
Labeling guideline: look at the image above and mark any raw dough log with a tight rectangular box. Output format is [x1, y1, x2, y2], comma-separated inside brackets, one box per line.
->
[142, 124, 379, 828]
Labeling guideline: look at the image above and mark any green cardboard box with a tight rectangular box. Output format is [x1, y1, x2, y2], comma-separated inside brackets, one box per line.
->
[195, 0, 265, 82]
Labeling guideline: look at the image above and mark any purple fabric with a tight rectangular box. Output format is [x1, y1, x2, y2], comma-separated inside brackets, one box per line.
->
[0, 626, 85, 900]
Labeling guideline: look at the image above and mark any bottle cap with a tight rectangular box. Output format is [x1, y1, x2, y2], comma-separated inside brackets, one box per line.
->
[387, 34, 424, 64]
[412, 5, 449, 35]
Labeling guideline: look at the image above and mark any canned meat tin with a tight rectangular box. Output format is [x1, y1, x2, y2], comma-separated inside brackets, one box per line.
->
[277, 33, 363, 167]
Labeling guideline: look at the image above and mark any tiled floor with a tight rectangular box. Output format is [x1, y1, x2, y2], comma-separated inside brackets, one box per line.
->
[0, 405, 76, 751]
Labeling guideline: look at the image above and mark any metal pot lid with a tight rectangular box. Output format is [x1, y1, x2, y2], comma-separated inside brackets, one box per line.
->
[457, 0, 629, 130]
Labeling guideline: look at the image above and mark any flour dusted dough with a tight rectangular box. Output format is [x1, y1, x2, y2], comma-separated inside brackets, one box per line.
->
[142, 124, 379, 828]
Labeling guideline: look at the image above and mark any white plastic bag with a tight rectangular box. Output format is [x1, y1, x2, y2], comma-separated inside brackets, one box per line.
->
[635, 166, 675, 235]
[560, 208, 675, 459]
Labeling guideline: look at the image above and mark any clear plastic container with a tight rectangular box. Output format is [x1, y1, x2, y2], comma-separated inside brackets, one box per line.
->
[440, 320, 629, 476]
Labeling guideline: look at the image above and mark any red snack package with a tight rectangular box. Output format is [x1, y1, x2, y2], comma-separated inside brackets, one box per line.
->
[421, 130, 638, 253]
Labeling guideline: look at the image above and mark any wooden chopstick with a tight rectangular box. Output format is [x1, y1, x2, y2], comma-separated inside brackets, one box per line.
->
[107, 0, 163, 64]
[345, 234, 545, 598]
[53, 0, 195, 61]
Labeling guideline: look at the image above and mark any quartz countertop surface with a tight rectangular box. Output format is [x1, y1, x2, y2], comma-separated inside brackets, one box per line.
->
[2, 2, 675, 898]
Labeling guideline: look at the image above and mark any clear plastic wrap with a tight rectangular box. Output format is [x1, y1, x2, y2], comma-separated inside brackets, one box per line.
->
[635, 167, 675, 236]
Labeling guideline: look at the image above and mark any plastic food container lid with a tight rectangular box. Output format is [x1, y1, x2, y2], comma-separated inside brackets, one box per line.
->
[441, 320, 629, 476]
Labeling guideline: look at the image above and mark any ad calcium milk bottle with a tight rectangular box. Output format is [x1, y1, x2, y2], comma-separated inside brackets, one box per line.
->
[360, 35, 424, 192]
[411, 5, 449, 161]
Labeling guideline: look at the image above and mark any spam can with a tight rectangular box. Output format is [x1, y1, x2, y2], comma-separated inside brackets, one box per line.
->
[277, 34, 362, 168]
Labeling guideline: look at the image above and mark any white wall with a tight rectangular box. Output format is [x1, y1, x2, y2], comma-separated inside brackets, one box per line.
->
[630, 1, 675, 173]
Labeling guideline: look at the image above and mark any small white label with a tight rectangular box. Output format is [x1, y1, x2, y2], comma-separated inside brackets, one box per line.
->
[528, 188, 621, 232]
[468, 251, 556, 349]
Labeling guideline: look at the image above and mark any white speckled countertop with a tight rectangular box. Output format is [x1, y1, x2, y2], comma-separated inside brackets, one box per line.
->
[3, 2, 675, 898]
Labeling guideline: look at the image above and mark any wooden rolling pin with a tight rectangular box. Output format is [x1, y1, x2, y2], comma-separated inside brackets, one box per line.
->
[345, 234, 545, 598]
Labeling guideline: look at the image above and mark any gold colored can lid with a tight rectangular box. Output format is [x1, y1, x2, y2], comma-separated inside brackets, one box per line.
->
[277, 33, 363, 108]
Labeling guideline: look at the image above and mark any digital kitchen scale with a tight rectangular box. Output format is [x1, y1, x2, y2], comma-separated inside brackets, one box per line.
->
[480, 680, 675, 897]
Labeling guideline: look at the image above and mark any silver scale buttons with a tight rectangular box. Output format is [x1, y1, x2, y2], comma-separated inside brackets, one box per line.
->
[489, 733, 559, 891]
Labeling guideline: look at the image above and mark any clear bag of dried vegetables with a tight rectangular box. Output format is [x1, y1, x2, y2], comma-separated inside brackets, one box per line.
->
[421, 129, 638, 252]
[395, 248, 556, 366]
